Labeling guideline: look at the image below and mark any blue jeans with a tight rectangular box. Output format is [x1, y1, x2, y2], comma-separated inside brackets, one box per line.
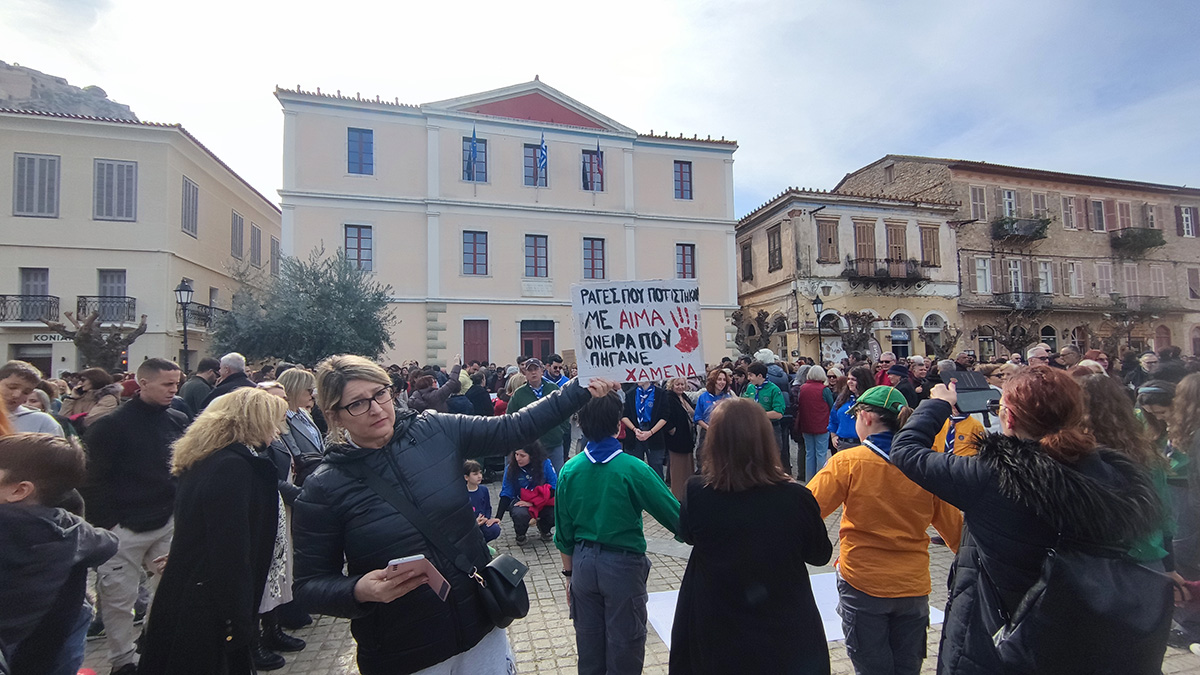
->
[625, 443, 666, 482]
[48, 600, 93, 675]
[546, 444, 565, 474]
[570, 542, 652, 675]
[803, 432, 830, 481]
[836, 578, 928, 675]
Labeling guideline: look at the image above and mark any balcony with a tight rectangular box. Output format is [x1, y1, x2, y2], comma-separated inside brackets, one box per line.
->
[991, 217, 1049, 243]
[1109, 227, 1166, 258]
[1113, 295, 1171, 313]
[993, 291, 1053, 311]
[77, 296, 137, 323]
[176, 303, 228, 330]
[0, 295, 60, 322]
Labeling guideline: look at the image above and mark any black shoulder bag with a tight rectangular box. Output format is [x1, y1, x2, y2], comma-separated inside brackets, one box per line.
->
[345, 463, 530, 628]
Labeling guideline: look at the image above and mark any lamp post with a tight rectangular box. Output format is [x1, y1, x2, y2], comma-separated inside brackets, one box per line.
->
[812, 295, 825, 364]
[174, 278, 194, 374]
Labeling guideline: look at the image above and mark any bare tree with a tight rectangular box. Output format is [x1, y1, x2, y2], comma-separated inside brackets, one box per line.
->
[730, 309, 787, 355]
[983, 310, 1045, 357]
[918, 323, 964, 360]
[41, 311, 148, 371]
[831, 311, 877, 354]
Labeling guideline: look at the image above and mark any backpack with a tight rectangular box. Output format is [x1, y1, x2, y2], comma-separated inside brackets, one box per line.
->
[976, 539, 1172, 674]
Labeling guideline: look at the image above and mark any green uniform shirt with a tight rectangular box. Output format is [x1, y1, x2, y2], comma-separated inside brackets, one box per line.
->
[554, 451, 681, 555]
[743, 380, 785, 415]
[508, 379, 567, 450]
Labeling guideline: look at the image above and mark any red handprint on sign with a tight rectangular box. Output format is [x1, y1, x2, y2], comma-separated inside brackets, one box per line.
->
[670, 307, 700, 353]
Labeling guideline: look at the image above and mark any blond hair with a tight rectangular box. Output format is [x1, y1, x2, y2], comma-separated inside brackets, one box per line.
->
[505, 373, 527, 397]
[315, 355, 391, 444]
[277, 368, 316, 406]
[171, 387, 287, 475]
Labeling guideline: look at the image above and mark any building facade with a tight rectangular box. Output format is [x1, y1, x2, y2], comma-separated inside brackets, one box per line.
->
[837, 155, 1200, 359]
[277, 79, 739, 366]
[737, 188, 960, 362]
[0, 109, 281, 376]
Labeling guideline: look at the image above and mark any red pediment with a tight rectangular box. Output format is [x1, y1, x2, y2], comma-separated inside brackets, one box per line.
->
[462, 92, 606, 130]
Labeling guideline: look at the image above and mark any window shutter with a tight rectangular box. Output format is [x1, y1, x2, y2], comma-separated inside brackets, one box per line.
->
[994, 188, 1004, 217]
[1190, 268, 1200, 299]
[967, 258, 978, 293]
[1049, 261, 1059, 295]
[1015, 191, 1024, 217]
[1103, 199, 1117, 231]
[1178, 205, 1187, 236]
[991, 258, 1004, 294]
[1193, 208, 1200, 233]
[1076, 196, 1088, 230]
[1141, 202, 1151, 228]
[1059, 262, 1070, 295]
[1019, 259, 1030, 293]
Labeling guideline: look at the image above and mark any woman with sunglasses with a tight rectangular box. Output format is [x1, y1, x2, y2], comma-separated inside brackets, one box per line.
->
[291, 354, 617, 675]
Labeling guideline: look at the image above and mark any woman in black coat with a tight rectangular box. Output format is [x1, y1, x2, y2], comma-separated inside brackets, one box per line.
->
[889, 366, 1165, 675]
[138, 388, 289, 675]
[621, 380, 671, 480]
[664, 377, 696, 502]
[670, 398, 832, 674]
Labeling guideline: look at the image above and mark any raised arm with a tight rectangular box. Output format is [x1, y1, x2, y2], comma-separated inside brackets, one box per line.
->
[890, 398, 990, 511]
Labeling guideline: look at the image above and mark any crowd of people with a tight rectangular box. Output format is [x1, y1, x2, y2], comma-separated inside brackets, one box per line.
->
[1, 337, 1197, 675]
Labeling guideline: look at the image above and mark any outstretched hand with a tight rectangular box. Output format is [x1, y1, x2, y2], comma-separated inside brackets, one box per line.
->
[585, 378, 621, 398]
[930, 382, 958, 407]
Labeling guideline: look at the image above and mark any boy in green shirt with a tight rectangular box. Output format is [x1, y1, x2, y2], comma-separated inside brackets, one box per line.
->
[556, 391, 680, 674]
[744, 361, 788, 474]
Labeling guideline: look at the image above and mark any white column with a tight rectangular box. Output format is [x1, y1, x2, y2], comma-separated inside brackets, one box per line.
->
[281, 110, 297, 192]
[427, 212, 441, 298]
[280, 204, 296, 256]
[427, 126, 440, 200]
[624, 222, 637, 279]
[724, 158, 736, 221]
[725, 228, 737, 305]
[624, 147, 635, 212]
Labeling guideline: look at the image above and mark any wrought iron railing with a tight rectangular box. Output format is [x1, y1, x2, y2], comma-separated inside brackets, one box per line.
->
[0, 294, 59, 322]
[843, 257, 925, 280]
[77, 296, 137, 323]
[993, 291, 1053, 311]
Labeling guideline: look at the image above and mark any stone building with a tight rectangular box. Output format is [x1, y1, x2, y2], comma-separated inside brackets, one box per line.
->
[737, 188, 960, 363]
[277, 79, 739, 366]
[837, 156, 1200, 359]
[0, 108, 281, 375]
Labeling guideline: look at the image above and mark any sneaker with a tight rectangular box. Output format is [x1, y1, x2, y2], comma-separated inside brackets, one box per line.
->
[539, 532, 554, 542]
[251, 644, 286, 671]
[515, 534, 528, 545]
[86, 617, 106, 641]
[132, 605, 146, 626]
[930, 535, 946, 546]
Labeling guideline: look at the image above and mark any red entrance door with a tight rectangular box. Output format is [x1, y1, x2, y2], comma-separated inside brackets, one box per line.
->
[463, 320, 489, 364]
[520, 320, 555, 360]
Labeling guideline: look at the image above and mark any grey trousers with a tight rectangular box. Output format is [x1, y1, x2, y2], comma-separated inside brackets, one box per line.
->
[570, 542, 651, 675]
[836, 577, 929, 675]
[97, 520, 173, 668]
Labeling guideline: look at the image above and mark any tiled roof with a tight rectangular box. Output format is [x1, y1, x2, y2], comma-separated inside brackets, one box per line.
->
[0, 107, 281, 214]
[739, 186, 959, 225]
[274, 86, 419, 110]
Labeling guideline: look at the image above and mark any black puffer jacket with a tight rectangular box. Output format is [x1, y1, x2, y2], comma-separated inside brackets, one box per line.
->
[293, 380, 590, 675]
[891, 400, 1162, 675]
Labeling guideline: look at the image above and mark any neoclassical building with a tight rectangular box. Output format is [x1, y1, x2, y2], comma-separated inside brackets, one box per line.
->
[277, 79, 739, 366]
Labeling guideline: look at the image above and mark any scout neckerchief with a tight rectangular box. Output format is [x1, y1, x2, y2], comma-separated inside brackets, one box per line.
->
[636, 385, 655, 426]
[862, 431, 895, 461]
[584, 436, 622, 464]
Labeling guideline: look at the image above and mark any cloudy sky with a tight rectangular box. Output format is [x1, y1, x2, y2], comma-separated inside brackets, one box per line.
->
[2, 0, 1197, 218]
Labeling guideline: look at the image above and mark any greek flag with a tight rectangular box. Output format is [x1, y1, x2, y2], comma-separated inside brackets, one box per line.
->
[468, 124, 478, 181]
[538, 132, 548, 175]
[595, 138, 604, 185]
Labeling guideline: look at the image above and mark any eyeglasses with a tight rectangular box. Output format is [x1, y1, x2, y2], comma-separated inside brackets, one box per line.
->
[986, 401, 1006, 415]
[339, 385, 393, 416]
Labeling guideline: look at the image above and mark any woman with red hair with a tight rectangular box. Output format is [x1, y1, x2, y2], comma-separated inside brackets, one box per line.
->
[890, 365, 1168, 674]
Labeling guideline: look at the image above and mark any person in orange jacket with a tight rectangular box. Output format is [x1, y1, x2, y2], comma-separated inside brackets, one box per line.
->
[807, 385, 963, 675]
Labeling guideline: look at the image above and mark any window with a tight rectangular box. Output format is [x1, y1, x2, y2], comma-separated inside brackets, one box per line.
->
[230, 211, 244, 259]
[1037, 261, 1053, 294]
[1062, 196, 1076, 229]
[1032, 193, 1048, 218]
[270, 237, 280, 277]
[19, 268, 48, 321]
[817, 220, 838, 263]
[463, 231, 488, 275]
[1091, 200, 1106, 232]
[1002, 189, 1017, 217]
[93, 159, 136, 221]
[1189, 268, 1200, 300]
[97, 269, 127, 322]
[919, 227, 940, 266]
[674, 161, 693, 200]
[741, 242, 753, 281]
[1007, 259, 1023, 293]
[462, 137, 488, 182]
[970, 186, 986, 220]
[883, 164, 895, 184]
[767, 225, 782, 271]
[582, 150, 604, 191]
[209, 287, 219, 308]
[523, 144, 547, 187]
[345, 224, 373, 271]
[885, 222, 907, 261]
[250, 224, 262, 267]
[854, 221, 876, 260]
[20, 268, 48, 295]
[1095, 262, 1113, 296]
[181, 176, 199, 236]
[13, 153, 59, 217]
[1123, 263, 1139, 297]
[525, 234, 548, 277]
[1067, 261, 1082, 296]
[583, 238, 606, 280]
[1184, 207, 1196, 238]
[1147, 204, 1157, 229]
[1151, 265, 1166, 297]
[974, 258, 992, 294]
[1118, 201, 1132, 230]
[676, 243, 696, 279]
[347, 128, 373, 175]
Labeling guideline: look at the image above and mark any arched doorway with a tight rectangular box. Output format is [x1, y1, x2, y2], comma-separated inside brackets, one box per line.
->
[1155, 325, 1172, 350]
[977, 325, 996, 362]
[890, 313, 913, 358]
[1040, 325, 1058, 352]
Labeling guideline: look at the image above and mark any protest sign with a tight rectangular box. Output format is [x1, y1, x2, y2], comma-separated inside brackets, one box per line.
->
[571, 279, 704, 383]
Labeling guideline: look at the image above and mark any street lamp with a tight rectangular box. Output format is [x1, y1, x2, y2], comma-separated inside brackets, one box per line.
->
[174, 278, 194, 374]
[812, 295, 825, 363]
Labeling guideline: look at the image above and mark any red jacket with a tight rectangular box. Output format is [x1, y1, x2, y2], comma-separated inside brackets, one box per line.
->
[520, 484, 554, 519]
[794, 381, 833, 435]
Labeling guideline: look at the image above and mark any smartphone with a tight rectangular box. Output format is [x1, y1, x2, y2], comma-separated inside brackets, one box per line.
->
[386, 554, 451, 601]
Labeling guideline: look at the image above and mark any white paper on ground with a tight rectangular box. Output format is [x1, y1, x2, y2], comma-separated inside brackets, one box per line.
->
[646, 572, 946, 649]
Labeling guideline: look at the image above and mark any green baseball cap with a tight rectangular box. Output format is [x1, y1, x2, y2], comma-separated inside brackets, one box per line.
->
[856, 386, 907, 414]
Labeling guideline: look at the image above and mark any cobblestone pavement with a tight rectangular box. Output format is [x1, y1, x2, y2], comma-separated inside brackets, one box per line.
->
[84, 461, 1200, 674]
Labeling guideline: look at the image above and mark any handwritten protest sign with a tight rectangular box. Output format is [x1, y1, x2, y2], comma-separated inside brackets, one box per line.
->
[571, 279, 704, 383]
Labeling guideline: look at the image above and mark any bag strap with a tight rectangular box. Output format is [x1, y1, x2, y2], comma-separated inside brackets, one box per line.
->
[343, 461, 483, 584]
